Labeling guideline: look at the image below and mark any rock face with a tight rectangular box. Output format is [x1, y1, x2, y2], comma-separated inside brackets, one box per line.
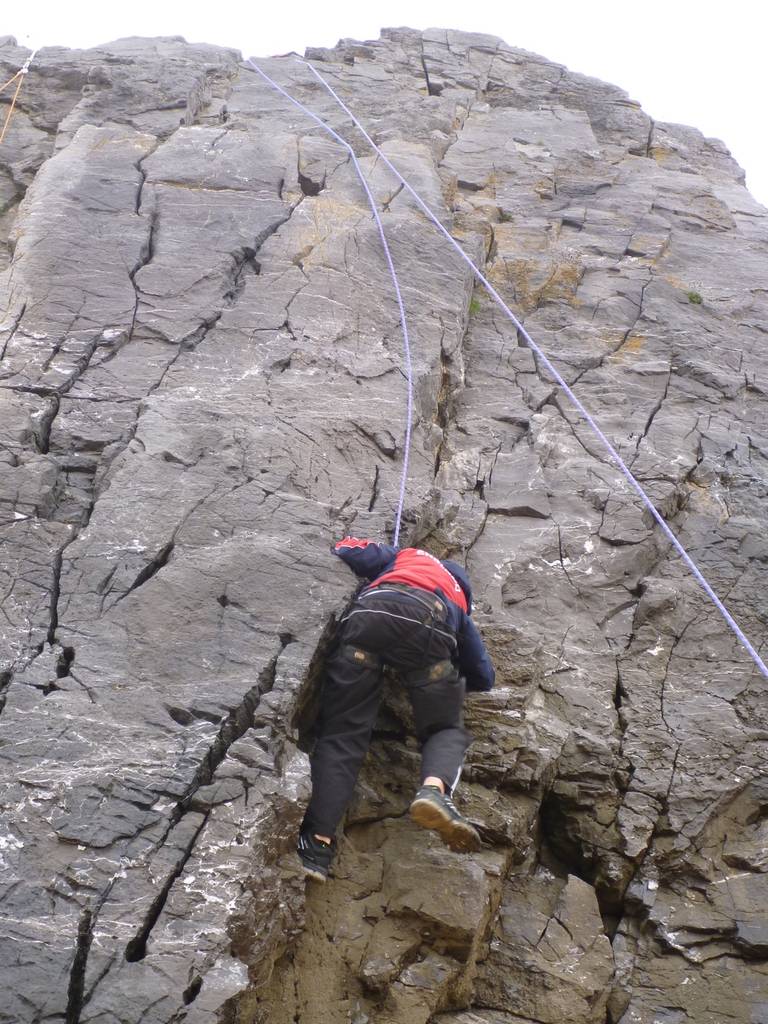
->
[1, 26, 767, 1024]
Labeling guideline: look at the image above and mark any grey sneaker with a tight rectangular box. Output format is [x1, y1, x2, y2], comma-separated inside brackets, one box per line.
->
[297, 831, 335, 882]
[409, 785, 482, 852]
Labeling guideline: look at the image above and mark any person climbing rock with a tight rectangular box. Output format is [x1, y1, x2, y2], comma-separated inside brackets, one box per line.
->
[297, 537, 495, 881]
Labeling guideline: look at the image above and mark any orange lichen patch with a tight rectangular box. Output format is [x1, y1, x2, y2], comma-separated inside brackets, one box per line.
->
[311, 194, 364, 232]
[486, 255, 517, 290]
[488, 255, 583, 313]
[486, 256, 542, 311]
[684, 480, 729, 523]
[541, 259, 583, 305]
[649, 146, 675, 164]
[442, 175, 458, 210]
[660, 273, 686, 291]
[620, 334, 645, 355]
[604, 334, 647, 369]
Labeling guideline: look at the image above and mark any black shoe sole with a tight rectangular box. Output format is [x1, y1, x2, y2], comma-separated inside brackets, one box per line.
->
[409, 796, 482, 852]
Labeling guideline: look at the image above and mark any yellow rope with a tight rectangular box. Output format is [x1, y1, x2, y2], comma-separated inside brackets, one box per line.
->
[0, 52, 36, 146]
[0, 73, 25, 144]
[0, 71, 22, 92]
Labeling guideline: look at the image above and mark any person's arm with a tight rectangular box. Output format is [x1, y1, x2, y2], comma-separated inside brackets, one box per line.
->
[456, 614, 495, 692]
[333, 537, 398, 580]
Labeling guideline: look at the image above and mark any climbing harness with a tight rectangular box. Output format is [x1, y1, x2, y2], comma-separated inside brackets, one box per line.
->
[0, 51, 36, 146]
[245, 58, 413, 547]
[246, 56, 768, 682]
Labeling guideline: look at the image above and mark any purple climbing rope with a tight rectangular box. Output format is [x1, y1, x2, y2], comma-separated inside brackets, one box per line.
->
[248, 55, 768, 681]
[245, 58, 413, 547]
[303, 57, 768, 681]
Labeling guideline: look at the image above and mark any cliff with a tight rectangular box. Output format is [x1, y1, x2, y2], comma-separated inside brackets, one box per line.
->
[1, 27, 767, 1024]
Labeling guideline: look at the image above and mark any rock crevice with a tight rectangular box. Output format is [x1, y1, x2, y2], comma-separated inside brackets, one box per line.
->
[1, 26, 767, 1024]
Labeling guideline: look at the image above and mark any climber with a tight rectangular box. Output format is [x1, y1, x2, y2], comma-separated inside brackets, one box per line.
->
[297, 537, 495, 881]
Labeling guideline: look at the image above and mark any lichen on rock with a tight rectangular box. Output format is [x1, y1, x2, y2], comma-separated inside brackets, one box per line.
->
[1, 25, 767, 1024]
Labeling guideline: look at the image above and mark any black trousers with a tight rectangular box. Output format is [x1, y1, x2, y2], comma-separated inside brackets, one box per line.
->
[303, 586, 471, 837]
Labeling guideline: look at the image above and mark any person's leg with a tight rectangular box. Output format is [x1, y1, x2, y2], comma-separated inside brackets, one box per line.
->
[301, 644, 383, 840]
[404, 663, 480, 852]
[405, 662, 470, 790]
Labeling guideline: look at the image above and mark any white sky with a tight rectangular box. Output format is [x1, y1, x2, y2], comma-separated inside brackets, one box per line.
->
[7, 1, 768, 206]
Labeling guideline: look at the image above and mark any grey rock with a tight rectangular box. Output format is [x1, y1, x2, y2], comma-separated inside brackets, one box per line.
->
[475, 871, 614, 1023]
[1, 23, 767, 1024]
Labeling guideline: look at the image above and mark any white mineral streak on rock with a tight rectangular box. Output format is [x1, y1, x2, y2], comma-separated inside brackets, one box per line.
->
[0, 25, 766, 1024]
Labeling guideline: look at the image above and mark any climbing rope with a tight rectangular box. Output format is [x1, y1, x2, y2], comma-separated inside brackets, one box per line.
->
[245, 58, 413, 547]
[249, 56, 768, 681]
[0, 70, 22, 91]
[0, 51, 35, 145]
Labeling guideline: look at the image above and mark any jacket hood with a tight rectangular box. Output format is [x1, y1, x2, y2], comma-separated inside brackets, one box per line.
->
[441, 559, 473, 613]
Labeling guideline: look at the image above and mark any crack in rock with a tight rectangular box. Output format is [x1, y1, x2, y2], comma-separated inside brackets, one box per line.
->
[1, 28, 766, 1024]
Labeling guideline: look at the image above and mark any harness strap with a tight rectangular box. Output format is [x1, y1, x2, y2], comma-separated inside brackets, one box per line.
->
[358, 582, 453, 663]
[341, 644, 454, 686]
[361, 582, 447, 620]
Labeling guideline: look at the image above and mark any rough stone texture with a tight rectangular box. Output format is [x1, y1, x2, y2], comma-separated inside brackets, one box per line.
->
[1, 25, 767, 1024]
